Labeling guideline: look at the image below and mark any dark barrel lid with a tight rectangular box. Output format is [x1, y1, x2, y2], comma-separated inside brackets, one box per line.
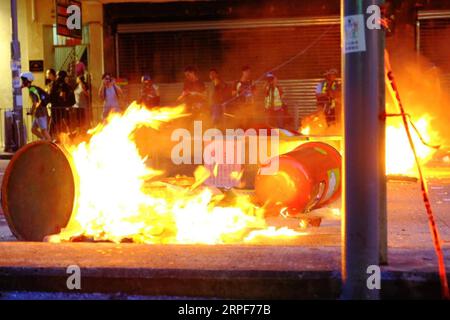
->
[1, 141, 76, 241]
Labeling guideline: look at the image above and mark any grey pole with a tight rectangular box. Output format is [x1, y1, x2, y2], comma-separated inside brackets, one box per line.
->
[378, 4, 387, 266]
[341, 0, 385, 299]
[10, 0, 25, 151]
[379, 54, 387, 266]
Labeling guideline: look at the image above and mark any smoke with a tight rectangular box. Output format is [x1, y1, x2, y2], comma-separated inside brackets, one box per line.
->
[386, 23, 450, 147]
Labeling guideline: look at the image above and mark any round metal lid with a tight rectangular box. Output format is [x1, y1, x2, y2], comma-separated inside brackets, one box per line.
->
[1, 141, 76, 241]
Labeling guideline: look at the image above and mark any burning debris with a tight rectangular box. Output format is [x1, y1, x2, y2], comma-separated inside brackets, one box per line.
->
[52, 103, 288, 244]
[385, 114, 441, 176]
[299, 110, 442, 177]
[3, 102, 341, 244]
[255, 141, 341, 214]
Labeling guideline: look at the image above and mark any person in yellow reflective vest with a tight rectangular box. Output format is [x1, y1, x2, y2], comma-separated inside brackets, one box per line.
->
[316, 68, 341, 126]
[264, 72, 285, 128]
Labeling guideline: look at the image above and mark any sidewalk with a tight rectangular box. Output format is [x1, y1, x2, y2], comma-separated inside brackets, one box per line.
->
[0, 243, 448, 299]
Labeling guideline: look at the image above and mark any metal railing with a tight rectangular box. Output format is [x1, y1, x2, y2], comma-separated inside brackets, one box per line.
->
[0, 105, 104, 151]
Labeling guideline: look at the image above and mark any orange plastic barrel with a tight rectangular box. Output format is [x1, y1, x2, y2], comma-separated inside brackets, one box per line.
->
[254, 141, 341, 214]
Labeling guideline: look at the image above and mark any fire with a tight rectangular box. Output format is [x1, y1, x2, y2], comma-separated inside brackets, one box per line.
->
[300, 112, 327, 135]
[386, 114, 439, 176]
[301, 126, 311, 135]
[49, 102, 303, 244]
[299, 111, 440, 176]
[230, 170, 244, 181]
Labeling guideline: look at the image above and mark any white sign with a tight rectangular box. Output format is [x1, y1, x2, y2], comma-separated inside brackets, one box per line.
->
[344, 14, 366, 54]
[15, 95, 23, 107]
[11, 60, 21, 72]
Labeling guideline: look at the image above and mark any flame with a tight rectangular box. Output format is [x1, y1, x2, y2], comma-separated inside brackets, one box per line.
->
[230, 170, 244, 181]
[301, 113, 328, 135]
[50, 102, 303, 244]
[299, 111, 440, 176]
[301, 126, 311, 135]
[331, 208, 341, 217]
[299, 220, 308, 229]
[385, 114, 439, 176]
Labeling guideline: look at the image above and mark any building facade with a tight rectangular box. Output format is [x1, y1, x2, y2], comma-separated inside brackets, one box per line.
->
[0, 0, 449, 147]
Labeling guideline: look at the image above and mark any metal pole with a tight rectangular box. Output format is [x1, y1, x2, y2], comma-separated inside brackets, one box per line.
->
[378, 6, 387, 266]
[10, 0, 25, 151]
[341, 0, 385, 299]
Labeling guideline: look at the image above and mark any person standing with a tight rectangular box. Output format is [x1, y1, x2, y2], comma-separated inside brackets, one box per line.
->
[209, 69, 231, 126]
[20, 72, 51, 141]
[45, 69, 57, 133]
[99, 73, 122, 119]
[75, 60, 86, 77]
[74, 75, 90, 131]
[264, 72, 285, 128]
[45, 68, 57, 94]
[176, 66, 207, 118]
[138, 74, 160, 109]
[234, 65, 256, 105]
[315, 68, 341, 126]
[233, 65, 256, 126]
[49, 70, 76, 138]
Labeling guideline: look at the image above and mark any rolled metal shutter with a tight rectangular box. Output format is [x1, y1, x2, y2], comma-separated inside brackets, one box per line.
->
[418, 10, 450, 84]
[116, 17, 340, 125]
[117, 17, 340, 83]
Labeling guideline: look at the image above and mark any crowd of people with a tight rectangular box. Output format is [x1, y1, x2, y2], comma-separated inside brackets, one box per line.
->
[20, 64, 340, 141]
[134, 65, 340, 130]
[142, 65, 292, 129]
[20, 68, 90, 142]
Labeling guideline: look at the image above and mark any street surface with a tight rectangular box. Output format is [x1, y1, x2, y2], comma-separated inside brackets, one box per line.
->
[0, 158, 450, 299]
[0, 159, 449, 249]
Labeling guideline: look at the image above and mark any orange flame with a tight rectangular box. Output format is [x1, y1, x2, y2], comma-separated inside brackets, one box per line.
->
[299, 111, 440, 176]
[49, 103, 304, 244]
[385, 114, 439, 176]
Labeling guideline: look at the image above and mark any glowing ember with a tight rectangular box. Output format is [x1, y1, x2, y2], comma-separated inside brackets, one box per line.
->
[49, 102, 303, 244]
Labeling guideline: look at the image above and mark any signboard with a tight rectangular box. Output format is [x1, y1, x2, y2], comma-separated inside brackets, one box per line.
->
[56, 0, 82, 39]
[29, 60, 44, 72]
[344, 14, 366, 54]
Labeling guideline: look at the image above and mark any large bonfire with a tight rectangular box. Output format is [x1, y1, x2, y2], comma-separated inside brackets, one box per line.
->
[47, 103, 304, 244]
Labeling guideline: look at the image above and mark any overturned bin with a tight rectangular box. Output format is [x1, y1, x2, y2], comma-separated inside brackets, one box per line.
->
[1, 141, 76, 241]
[255, 141, 342, 214]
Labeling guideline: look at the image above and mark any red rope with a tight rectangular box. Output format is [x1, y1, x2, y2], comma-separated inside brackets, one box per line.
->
[386, 69, 450, 299]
